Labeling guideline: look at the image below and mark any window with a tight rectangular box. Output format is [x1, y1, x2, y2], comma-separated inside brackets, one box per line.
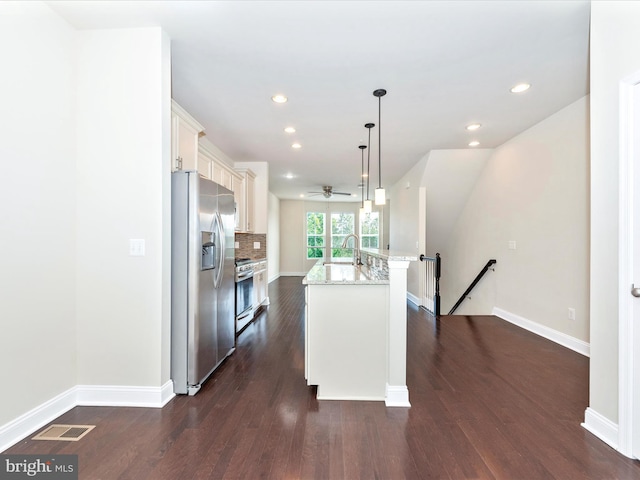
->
[331, 212, 355, 259]
[306, 212, 325, 259]
[360, 211, 380, 249]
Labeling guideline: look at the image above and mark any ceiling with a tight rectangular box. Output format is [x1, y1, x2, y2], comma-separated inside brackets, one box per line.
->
[49, 0, 590, 202]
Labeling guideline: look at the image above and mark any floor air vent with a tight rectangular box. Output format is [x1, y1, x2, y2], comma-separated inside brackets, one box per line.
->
[32, 424, 95, 442]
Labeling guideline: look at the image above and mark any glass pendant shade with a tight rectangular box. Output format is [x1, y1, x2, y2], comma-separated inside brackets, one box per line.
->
[359, 206, 365, 217]
[375, 187, 386, 205]
[363, 199, 372, 214]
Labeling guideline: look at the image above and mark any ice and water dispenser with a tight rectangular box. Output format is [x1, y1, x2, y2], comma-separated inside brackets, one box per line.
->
[201, 231, 216, 270]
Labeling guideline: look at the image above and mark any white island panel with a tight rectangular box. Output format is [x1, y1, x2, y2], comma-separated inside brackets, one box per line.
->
[306, 284, 388, 401]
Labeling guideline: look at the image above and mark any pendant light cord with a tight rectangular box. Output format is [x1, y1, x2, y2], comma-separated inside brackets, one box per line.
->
[378, 95, 382, 189]
[364, 123, 374, 201]
[367, 127, 371, 200]
[359, 145, 366, 208]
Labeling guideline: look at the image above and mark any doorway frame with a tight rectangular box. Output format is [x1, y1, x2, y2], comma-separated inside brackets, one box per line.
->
[618, 70, 640, 459]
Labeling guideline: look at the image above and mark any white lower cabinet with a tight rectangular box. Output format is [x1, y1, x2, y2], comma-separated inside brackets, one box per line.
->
[252, 261, 268, 309]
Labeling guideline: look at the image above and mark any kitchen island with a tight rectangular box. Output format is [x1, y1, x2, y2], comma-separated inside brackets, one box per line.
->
[303, 249, 417, 406]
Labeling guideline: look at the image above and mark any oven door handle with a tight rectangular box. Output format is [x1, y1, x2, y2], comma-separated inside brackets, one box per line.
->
[237, 308, 253, 320]
[236, 270, 254, 281]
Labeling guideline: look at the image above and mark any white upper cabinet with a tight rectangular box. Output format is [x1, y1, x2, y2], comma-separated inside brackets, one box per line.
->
[212, 160, 241, 192]
[235, 168, 256, 232]
[171, 101, 259, 232]
[171, 100, 204, 172]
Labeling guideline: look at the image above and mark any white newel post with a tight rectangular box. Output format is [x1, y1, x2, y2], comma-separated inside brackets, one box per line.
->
[386, 259, 411, 407]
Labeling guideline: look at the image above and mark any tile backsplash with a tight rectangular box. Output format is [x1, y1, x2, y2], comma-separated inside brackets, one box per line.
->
[235, 232, 266, 260]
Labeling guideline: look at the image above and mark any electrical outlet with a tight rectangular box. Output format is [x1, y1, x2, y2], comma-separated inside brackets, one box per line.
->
[508, 240, 517, 250]
[568, 308, 576, 321]
[253, 242, 260, 249]
[234, 241, 240, 249]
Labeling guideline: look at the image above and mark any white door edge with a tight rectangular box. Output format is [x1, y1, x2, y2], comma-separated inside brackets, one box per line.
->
[618, 70, 640, 459]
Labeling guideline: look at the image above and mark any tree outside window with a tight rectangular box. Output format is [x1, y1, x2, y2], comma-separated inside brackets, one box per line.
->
[331, 213, 355, 259]
[360, 212, 379, 249]
[306, 212, 325, 259]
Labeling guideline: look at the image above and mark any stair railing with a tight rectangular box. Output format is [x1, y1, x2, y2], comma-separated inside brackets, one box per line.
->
[419, 253, 441, 317]
[448, 259, 497, 314]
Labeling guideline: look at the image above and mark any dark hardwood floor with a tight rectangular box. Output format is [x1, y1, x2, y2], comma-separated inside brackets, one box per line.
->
[5, 276, 640, 479]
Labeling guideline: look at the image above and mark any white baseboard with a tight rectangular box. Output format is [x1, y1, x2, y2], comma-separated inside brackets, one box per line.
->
[0, 381, 175, 453]
[407, 291, 420, 306]
[582, 407, 619, 451]
[492, 307, 590, 357]
[267, 273, 280, 283]
[385, 384, 411, 407]
[0, 387, 76, 453]
[76, 381, 175, 408]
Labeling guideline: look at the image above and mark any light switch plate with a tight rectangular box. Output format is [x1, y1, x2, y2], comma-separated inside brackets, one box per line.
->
[234, 241, 240, 249]
[129, 239, 145, 256]
[508, 240, 517, 250]
[253, 242, 261, 249]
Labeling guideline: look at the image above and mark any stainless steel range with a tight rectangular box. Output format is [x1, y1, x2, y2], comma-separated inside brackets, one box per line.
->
[235, 258, 254, 333]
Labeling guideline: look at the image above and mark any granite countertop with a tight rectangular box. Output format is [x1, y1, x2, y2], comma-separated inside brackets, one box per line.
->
[303, 260, 388, 285]
[360, 248, 418, 262]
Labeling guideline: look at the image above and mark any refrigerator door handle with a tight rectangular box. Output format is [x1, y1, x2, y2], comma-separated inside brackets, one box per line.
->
[213, 211, 224, 289]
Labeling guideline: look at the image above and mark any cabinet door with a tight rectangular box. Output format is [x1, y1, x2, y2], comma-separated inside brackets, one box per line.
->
[246, 174, 255, 232]
[171, 101, 204, 172]
[234, 169, 255, 232]
[235, 176, 245, 231]
[172, 114, 200, 172]
[220, 167, 233, 191]
[197, 152, 212, 179]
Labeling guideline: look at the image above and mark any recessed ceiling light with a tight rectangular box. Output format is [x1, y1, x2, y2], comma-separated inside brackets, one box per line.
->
[291, 143, 302, 149]
[469, 140, 480, 147]
[272, 94, 288, 103]
[362, 173, 368, 178]
[284, 126, 296, 133]
[299, 194, 304, 198]
[466, 123, 481, 131]
[510, 83, 531, 94]
[351, 194, 357, 197]
[285, 173, 294, 179]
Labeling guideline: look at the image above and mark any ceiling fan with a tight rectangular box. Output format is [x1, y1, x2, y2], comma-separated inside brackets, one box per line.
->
[308, 186, 352, 199]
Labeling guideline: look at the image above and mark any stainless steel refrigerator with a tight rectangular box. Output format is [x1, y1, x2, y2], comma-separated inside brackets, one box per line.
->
[171, 171, 236, 395]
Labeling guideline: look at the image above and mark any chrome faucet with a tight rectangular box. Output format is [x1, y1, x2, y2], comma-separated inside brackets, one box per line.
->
[341, 233, 362, 265]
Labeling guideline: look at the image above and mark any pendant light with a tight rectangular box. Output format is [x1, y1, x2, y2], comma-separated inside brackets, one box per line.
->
[364, 123, 375, 214]
[373, 89, 387, 205]
[359, 144, 367, 217]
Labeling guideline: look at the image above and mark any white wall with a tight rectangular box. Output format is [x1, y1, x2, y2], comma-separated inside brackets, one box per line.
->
[279, 200, 306, 275]
[0, 2, 77, 427]
[589, 0, 640, 427]
[387, 149, 490, 300]
[267, 192, 280, 282]
[441, 96, 590, 345]
[389, 157, 427, 297]
[422, 149, 492, 256]
[75, 27, 170, 387]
